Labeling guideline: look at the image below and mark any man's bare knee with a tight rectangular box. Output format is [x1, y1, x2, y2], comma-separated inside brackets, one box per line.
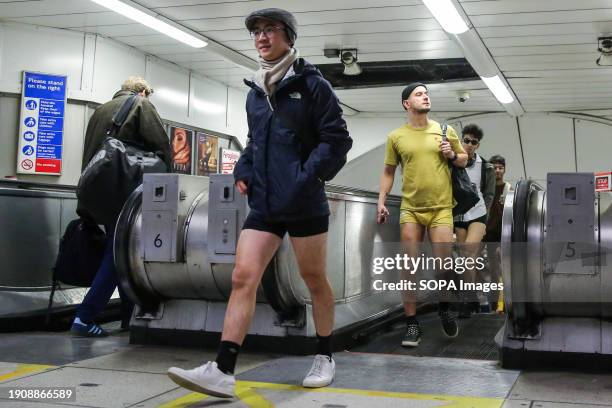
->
[231, 263, 260, 293]
[301, 269, 327, 291]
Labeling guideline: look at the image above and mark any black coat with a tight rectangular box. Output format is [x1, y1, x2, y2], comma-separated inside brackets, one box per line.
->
[77, 90, 171, 221]
[234, 59, 352, 221]
[81, 90, 171, 171]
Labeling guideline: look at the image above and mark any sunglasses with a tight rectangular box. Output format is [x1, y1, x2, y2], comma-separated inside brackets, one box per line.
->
[463, 138, 479, 145]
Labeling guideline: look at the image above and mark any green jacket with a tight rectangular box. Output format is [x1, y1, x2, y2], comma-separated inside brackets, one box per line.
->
[81, 90, 171, 171]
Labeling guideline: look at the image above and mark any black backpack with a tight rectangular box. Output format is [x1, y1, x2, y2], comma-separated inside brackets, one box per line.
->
[46, 217, 106, 326]
[53, 218, 106, 287]
[77, 95, 166, 225]
[441, 124, 480, 216]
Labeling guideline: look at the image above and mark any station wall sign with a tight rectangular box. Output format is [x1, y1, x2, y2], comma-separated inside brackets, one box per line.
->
[220, 148, 240, 175]
[595, 171, 611, 192]
[16, 71, 68, 175]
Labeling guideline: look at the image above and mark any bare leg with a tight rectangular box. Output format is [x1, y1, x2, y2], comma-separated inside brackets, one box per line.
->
[290, 232, 334, 336]
[454, 223, 485, 311]
[429, 225, 455, 305]
[221, 229, 282, 344]
[400, 223, 425, 316]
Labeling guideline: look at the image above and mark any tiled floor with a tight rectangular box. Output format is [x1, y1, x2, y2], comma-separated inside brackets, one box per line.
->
[1, 323, 612, 408]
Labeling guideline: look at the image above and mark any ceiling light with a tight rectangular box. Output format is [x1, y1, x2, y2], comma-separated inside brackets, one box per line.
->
[422, 0, 469, 35]
[480, 75, 514, 104]
[91, 0, 207, 48]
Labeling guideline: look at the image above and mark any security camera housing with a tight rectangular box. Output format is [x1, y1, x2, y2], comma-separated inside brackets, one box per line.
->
[598, 36, 612, 53]
[341, 50, 357, 65]
[597, 36, 612, 66]
[458, 91, 471, 103]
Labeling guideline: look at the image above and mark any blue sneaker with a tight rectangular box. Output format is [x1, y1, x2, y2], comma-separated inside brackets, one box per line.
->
[70, 320, 109, 337]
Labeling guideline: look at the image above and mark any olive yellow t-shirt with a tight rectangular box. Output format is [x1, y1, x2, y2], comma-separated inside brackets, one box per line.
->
[384, 120, 465, 211]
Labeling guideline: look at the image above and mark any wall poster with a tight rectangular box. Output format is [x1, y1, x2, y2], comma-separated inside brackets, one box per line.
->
[170, 126, 193, 174]
[196, 132, 219, 176]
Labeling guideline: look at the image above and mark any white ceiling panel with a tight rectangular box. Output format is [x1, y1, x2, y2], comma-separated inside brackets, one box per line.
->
[492, 45, 592, 57]
[496, 57, 601, 71]
[462, 0, 612, 15]
[485, 34, 597, 48]
[73, 23, 166, 37]
[197, 23, 449, 43]
[496, 52, 600, 64]
[510, 78, 612, 87]
[220, 34, 455, 52]
[471, 9, 612, 27]
[0, 0, 104, 17]
[478, 22, 612, 39]
[1, 0, 611, 120]
[152, 0, 422, 21]
[138, 0, 243, 6]
[505, 67, 612, 79]
[9, 12, 134, 28]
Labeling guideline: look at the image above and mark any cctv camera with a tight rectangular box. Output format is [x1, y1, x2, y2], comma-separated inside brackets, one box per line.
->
[341, 51, 356, 65]
[458, 91, 470, 103]
[599, 36, 612, 53]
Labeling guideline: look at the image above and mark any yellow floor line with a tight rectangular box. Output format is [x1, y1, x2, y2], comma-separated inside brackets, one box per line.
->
[235, 383, 274, 408]
[239, 380, 504, 407]
[160, 380, 503, 408]
[0, 364, 55, 383]
[157, 392, 208, 408]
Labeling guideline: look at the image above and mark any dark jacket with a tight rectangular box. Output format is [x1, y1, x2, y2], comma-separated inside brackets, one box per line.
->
[480, 157, 496, 214]
[81, 90, 172, 171]
[234, 59, 352, 221]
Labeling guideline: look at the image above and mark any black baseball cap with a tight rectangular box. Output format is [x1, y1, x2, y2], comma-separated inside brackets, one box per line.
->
[401, 82, 427, 103]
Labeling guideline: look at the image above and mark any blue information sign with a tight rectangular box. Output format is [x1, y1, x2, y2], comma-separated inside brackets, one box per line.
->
[17, 72, 67, 175]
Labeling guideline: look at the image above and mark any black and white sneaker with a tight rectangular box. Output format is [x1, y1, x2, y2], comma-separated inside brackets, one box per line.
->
[401, 323, 422, 347]
[439, 310, 459, 338]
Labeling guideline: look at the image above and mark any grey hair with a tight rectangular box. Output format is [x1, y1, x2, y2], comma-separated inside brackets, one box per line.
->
[121, 76, 153, 96]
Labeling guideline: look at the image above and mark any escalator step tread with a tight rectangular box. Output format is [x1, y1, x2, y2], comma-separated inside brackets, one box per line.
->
[352, 312, 505, 361]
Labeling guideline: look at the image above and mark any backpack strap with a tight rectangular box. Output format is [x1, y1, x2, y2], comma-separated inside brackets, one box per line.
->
[441, 123, 452, 170]
[480, 155, 487, 192]
[107, 94, 139, 137]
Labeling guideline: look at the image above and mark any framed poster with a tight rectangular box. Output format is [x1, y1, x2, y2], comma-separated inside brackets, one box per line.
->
[196, 132, 219, 176]
[170, 126, 193, 174]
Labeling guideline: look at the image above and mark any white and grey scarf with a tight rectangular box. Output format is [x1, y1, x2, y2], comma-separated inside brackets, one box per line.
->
[253, 48, 299, 96]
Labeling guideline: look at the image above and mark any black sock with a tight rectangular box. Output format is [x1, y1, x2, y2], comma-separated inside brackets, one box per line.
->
[316, 334, 332, 359]
[215, 341, 240, 375]
[405, 315, 418, 326]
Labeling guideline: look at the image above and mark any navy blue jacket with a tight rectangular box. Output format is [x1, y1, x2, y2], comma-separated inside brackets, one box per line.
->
[234, 59, 352, 221]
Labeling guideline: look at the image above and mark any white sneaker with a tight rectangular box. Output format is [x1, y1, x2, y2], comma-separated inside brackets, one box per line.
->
[167, 361, 235, 398]
[302, 354, 335, 388]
